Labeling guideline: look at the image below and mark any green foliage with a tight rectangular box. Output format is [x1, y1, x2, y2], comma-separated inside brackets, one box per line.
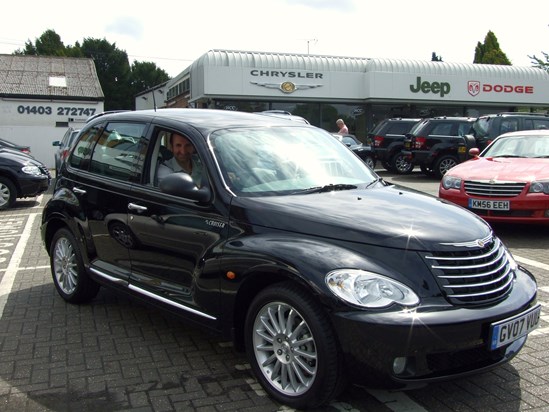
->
[130, 61, 170, 98]
[474, 31, 511, 65]
[431, 52, 443, 62]
[12, 30, 171, 110]
[529, 51, 549, 73]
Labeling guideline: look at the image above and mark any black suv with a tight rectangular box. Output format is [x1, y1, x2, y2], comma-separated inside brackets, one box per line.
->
[41, 109, 539, 409]
[473, 112, 549, 149]
[368, 118, 422, 172]
[0, 147, 51, 209]
[401, 117, 476, 178]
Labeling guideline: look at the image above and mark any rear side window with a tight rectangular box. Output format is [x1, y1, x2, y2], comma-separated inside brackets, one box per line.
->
[69, 124, 102, 170]
[430, 122, 454, 136]
[499, 118, 519, 135]
[457, 122, 474, 136]
[386, 121, 418, 135]
[525, 118, 549, 131]
[89, 122, 148, 182]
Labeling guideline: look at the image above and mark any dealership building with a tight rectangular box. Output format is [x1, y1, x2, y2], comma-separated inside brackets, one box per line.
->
[162, 49, 549, 140]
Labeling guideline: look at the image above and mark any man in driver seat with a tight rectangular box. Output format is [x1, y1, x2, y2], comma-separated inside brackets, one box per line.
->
[157, 132, 202, 186]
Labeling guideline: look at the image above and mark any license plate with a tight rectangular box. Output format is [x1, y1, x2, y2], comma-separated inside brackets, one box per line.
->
[469, 199, 510, 210]
[489, 304, 541, 350]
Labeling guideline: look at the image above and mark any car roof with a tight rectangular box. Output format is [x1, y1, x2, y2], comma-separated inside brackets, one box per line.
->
[496, 129, 549, 138]
[87, 109, 313, 138]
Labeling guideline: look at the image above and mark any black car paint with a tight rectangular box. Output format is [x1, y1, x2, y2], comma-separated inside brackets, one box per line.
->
[0, 147, 50, 208]
[41, 109, 538, 404]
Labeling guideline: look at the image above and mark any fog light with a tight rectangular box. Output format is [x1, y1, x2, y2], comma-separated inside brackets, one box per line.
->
[393, 357, 407, 374]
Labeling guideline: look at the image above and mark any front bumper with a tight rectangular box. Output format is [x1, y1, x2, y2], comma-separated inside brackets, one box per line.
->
[330, 267, 537, 388]
[18, 174, 50, 198]
[439, 189, 549, 224]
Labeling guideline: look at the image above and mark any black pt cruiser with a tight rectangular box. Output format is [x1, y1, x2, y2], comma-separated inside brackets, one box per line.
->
[41, 109, 539, 409]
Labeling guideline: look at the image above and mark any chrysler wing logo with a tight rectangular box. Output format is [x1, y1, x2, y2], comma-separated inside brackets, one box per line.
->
[440, 233, 493, 248]
[251, 81, 323, 94]
[468, 81, 480, 97]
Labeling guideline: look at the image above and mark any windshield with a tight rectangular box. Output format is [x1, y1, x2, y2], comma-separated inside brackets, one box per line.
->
[483, 134, 549, 158]
[210, 126, 378, 196]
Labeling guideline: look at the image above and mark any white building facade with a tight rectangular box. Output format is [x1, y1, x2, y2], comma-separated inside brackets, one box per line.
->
[0, 55, 104, 168]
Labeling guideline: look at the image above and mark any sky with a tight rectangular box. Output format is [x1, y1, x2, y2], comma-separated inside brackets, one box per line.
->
[1, 0, 548, 78]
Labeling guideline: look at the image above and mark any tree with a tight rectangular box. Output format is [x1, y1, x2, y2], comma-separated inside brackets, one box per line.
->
[12, 29, 173, 110]
[529, 51, 549, 73]
[130, 61, 170, 98]
[80, 38, 132, 110]
[474, 31, 511, 65]
[431, 52, 443, 62]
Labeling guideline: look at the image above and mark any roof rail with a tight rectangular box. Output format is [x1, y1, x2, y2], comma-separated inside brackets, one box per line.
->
[496, 112, 549, 117]
[86, 110, 132, 123]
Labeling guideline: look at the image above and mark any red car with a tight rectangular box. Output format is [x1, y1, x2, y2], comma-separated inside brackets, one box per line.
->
[439, 129, 549, 224]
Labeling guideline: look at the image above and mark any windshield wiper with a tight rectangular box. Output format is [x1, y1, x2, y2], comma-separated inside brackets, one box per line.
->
[292, 183, 358, 194]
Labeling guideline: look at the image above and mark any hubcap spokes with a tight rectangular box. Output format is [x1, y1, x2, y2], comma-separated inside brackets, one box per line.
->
[253, 302, 317, 396]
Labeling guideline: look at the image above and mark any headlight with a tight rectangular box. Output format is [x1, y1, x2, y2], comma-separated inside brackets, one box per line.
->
[441, 175, 462, 190]
[326, 269, 419, 308]
[529, 181, 549, 194]
[21, 165, 43, 176]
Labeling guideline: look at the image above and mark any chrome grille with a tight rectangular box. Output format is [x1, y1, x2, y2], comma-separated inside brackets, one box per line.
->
[425, 237, 514, 306]
[464, 180, 525, 197]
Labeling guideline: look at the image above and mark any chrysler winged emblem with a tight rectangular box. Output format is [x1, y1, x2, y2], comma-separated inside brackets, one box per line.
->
[440, 233, 493, 248]
[250, 81, 323, 94]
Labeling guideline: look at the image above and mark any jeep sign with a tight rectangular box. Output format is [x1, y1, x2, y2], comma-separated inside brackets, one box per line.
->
[410, 76, 451, 97]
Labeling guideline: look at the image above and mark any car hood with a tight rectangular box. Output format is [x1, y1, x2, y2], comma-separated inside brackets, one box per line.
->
[447, 157, 549, 181]
[0, 148, 43, 166]
[230, 184, 490, 251]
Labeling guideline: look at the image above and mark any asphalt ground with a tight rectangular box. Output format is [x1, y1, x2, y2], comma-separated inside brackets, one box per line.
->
[1, 170, 548, 412]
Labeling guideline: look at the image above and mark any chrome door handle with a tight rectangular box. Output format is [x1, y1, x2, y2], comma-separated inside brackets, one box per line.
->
[128, 203, 148, 213]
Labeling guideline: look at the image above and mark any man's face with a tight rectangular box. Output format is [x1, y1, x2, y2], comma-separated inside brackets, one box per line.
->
[171, 134, 194, 163]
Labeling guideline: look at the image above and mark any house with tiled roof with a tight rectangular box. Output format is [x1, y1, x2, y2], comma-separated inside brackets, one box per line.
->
[0, 54, 104, 168]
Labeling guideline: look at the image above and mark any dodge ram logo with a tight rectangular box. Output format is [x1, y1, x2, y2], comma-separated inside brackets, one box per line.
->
[468, 81, 480, 97]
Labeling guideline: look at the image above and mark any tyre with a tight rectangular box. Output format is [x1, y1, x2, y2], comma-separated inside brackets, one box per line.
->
[420, 164, 433, 176]
[244, 282, 345, 409]
[0, 176, 17, 210]
[381, 160, 394, 172]
[390, 153, 413, 174]
[364, 155, 376, 170]
[50, 228, 100, 303]
[434, 155, 459, 179]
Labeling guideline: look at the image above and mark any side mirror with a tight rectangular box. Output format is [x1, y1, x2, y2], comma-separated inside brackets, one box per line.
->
[469, 148, 480, 157]
[159, 172, 211, 203]
[52, 141, 61, 147]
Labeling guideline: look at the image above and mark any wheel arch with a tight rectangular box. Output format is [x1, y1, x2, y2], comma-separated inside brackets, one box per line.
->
[231, 269, 316, 352]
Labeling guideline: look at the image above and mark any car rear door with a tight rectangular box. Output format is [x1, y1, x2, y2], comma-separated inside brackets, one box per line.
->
[65, 120, 149, 281]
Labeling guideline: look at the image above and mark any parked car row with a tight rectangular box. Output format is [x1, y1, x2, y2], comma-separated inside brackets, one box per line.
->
[371, 112, 549, 179]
